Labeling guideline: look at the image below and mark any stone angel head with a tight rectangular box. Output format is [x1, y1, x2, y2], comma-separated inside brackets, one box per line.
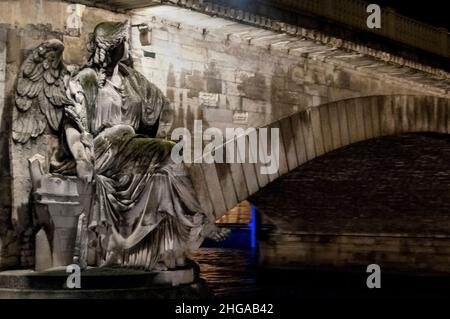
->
[86, 20, 131, 86]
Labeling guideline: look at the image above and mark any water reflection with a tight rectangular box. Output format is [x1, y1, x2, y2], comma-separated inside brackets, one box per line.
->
[193, 247, 450, 300]
[193, 248, 259, 298]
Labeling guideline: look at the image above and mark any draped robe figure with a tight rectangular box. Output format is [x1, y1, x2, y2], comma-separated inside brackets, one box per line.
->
[12, 21, 227, 271]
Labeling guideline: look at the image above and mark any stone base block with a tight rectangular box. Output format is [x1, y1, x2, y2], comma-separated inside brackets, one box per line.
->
[0, 261, 212, 299]
[259, 231, 450, 275]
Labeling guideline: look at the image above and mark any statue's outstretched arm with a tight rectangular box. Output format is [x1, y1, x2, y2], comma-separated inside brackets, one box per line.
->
[65, 124, 93, 183]
[64, 69, 97, 182]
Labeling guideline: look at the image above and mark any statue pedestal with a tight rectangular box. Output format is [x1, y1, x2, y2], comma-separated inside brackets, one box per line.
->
[29, 155, 92, 271]
[33, 176, 81, 269]
[0, 261, 212, 299]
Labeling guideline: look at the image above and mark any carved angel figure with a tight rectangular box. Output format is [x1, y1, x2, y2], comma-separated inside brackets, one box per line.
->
[12, 21, 228, 271]
[13, 38, 93, 179]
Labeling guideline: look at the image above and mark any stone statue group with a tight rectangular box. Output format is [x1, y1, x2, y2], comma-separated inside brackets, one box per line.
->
[12, 21, 228, 271]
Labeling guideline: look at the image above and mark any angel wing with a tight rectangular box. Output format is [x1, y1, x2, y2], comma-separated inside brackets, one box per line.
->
[13, 39, 74, 143]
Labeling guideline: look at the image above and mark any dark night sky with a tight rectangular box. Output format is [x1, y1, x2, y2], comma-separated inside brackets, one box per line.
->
[368, 1, 450, 29]
[220, 1, 450, 31]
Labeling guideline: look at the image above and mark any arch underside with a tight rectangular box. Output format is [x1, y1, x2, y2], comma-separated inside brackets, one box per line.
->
[188, 95, 450, 220]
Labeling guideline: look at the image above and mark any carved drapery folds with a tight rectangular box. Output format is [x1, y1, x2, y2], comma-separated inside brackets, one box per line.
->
[9, 21, 227, 272]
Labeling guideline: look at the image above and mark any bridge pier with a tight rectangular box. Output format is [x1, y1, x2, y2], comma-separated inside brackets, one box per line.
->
[258, 230, 450, 274]
[251, 133, 450, 274]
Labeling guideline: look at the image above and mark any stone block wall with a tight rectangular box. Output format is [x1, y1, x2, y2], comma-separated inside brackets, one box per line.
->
[253, 132, 450, 234]
[0, 1, 449, 269]
[259, 232, 450, 274]
[130, 5, 448, 135]
[0, 26, 13, 268]
[252, 132, 450, 273]
[186, 94, 450, 221]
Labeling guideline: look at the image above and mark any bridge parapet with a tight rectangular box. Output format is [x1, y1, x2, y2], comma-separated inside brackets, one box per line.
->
[268, 0, 449, 58]
[162, 0, 450, 72]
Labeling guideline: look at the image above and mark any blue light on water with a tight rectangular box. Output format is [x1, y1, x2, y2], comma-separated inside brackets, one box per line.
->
[250, 205, 257, 251]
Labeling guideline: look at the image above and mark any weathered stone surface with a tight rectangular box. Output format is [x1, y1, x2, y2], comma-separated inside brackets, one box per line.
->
[280, 116, 298, 171]
[201, 163, 227, 218]
[3, 1, 450, 271]
[227, 162, 249, 203]
[214, 163, 238, 212]
[0, 262, 210, 298]
[345, 98, 359, 144]
[406, 95, 417, 134]
[250, 135, 269, 190]
[252, 133, 450, 273]
[393, 95, 408, 134]
[309, 108, 325, 157]
[336, 100, 350, 146]
[186, 164, 215, 221]
[380, 95, 396, 136]
[202, 95, 450, 222]
[203, 108, 233, 123]
[0, 1, 127, 268]
[35, 229, 52, 272]
[354, 99, 366, 141]
[299, 109, 316, 161]
[290, 113, 308, 166]
[131, 5, 450, 137]
[269, 121, 288, 177]
[437, 98, 448, 134]
[360, 98, 373, 140]
[259, 232, 450, 274]
[237, 138, 260, 196]
[318, 106, 333, 154]
[0, 27, 9, 259]
[33, 176, 81, 269]
[258, 126, 278, 184]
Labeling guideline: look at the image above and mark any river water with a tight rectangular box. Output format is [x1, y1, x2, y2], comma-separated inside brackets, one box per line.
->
[193, 247, 450, 300]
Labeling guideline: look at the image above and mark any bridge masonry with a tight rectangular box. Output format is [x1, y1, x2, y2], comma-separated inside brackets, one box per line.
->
[1, 0, 450, 271]
[131, 5, 450, 135]
[185, 95, 450, 222]
[128, 6, 450, 221]
[250, 133, 450, 274]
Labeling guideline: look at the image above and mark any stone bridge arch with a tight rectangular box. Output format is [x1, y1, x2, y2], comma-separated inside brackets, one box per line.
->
[189, 95, 450, 221]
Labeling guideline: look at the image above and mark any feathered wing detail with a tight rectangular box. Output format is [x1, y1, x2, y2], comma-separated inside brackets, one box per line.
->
[13, 39, 73, 143]
[12, 99, 47, 143]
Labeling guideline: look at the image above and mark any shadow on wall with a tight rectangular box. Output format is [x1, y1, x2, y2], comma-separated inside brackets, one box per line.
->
[0, 26, 14, 270]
